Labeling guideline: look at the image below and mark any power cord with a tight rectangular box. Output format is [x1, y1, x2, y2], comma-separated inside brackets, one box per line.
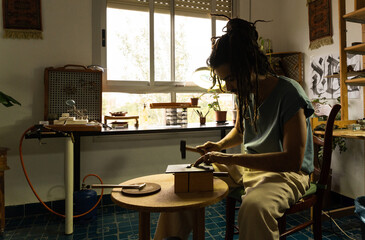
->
[322, 210, 357, 240]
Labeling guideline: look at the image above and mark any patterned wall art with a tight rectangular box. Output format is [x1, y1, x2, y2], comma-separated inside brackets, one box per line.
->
[2, 0, 42, 39]
[309, 54, 360, 100]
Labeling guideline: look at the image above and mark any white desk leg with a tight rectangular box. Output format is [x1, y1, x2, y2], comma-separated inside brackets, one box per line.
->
[65, 137, 74, 235]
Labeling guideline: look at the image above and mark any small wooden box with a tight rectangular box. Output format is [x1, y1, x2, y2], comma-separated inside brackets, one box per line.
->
[166, 164, 214, 193]
[174, 173, 189, 193]
[189, 172, 213, 192]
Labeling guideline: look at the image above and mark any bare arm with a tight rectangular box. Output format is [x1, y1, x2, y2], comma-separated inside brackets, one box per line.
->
[195, 108, 307, 172]
[196, 109, 243, 152]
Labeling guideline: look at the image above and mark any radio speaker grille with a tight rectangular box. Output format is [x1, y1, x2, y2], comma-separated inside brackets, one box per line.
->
[44, 65, 103, 122]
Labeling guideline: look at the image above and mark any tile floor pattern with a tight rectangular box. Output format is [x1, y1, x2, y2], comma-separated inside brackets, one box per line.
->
[1, 199, 363, 240]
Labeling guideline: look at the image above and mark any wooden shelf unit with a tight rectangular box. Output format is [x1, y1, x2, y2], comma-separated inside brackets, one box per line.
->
[343, 6, 365, 23]
[338, 0, 365, 120]
[345, 77, 365, 85]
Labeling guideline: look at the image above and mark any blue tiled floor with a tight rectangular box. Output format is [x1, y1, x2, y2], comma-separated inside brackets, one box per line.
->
[1, 199, 363, 240]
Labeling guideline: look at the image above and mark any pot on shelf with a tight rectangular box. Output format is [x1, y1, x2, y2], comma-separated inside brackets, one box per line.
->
[215, 111, 227, 123]
[190, 98, 199, 106]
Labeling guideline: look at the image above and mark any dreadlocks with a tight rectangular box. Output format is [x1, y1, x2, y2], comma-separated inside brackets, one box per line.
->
[206, 15, 272, 132]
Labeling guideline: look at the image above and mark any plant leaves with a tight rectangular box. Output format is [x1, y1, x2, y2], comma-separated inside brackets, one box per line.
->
[0, 91, 21, 107]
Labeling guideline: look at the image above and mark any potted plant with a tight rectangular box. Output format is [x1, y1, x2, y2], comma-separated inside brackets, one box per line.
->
[207, 91, 227, 123]
[0, 91, 21, 107]
[193, 109, 210, 125]
[190, 97, 199, 106]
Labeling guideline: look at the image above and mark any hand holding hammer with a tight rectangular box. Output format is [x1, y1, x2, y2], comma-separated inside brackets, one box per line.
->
[180, 140, 205, 159]
[180, 140, 229, 177]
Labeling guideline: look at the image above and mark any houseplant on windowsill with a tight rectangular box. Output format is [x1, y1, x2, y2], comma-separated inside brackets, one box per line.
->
[207, 90, 227, 123]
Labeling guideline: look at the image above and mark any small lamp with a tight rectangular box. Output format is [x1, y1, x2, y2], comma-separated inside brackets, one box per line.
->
[191, 67, 220, 90]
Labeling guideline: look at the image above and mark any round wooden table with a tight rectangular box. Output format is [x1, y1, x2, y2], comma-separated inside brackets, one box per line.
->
[111, 173, 229, 240]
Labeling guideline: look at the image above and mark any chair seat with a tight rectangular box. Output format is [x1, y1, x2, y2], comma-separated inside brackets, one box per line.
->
[302, 182, 317, 198]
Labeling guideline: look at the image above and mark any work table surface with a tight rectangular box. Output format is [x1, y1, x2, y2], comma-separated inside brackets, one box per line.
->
[25, 122, 235, 138]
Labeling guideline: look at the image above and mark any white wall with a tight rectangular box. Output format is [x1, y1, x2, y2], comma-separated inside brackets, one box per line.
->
[240, 0, 365, 199]
[0, 0, 93, 205]
[1, 0, 364, 206]
[0, 1, 237, 206]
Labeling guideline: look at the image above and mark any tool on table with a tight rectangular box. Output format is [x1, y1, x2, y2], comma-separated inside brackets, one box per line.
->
[189, 164, 229, 177]
[87, 183, 146, 190]
[180, 140, 205, 159]
[168, 163, 229, 177]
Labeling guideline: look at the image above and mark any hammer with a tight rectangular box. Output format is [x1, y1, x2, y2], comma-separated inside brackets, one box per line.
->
[180, 140, 205, 159]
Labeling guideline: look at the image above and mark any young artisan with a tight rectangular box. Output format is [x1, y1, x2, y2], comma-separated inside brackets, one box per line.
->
[154, 16, 314, 240]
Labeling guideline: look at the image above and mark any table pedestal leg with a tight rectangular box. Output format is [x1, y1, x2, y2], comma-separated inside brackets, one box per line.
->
[139, 211, 150, 240]
[193, 208, 205, 240]
[65, 138, 74, 235]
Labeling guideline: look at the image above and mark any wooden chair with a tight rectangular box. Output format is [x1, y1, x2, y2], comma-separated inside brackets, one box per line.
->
[224, 104, 341, 240]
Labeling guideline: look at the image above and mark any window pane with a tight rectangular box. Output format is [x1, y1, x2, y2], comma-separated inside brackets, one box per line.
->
[216, 19, 227, 36]
[107, 8, 150, 81]
[103, 93, 170, 127]
[175, 16, 211, 82]
[155, 12, 171, 82]
[176, 93, 235, 124]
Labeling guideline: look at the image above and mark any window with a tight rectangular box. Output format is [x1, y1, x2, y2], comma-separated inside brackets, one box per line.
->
[94, 0, 235, 125]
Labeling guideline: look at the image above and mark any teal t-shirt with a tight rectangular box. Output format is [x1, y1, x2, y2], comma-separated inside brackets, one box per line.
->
[243, 76, 314, 174]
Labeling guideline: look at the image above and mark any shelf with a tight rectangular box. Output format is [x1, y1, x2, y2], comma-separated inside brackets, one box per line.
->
[266, 51, 301, 57]
[344, 43, 365, 54]
[343, 7, 365, 23]
[345, 77, 365, 85]
[149, 102, 200, 109]
[325, 71, 365, 78]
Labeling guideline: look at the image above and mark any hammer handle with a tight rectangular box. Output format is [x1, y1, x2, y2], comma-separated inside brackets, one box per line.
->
[186, 145, 203, 154]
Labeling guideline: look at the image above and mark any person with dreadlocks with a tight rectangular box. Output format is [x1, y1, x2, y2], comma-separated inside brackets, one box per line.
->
[154, 16, 314, 240]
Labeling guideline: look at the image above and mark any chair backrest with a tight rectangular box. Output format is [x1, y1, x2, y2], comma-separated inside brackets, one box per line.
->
[315, 104, 341, 192]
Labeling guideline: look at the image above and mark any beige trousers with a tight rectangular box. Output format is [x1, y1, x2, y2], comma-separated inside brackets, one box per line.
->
[153, 164, 310, 240]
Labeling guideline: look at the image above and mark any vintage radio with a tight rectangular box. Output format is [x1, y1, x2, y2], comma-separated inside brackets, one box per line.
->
[44, 65, 103, 122]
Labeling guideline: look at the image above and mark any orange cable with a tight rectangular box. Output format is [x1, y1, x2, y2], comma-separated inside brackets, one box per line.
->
[19, 126, 104, 218]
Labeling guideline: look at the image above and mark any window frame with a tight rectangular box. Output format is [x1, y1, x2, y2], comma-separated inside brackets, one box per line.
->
[92, 0, 238, 95]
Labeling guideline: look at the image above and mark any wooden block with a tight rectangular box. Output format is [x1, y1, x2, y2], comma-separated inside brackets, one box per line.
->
[189, 172, 213, 192]
[174, 173, 189, 193]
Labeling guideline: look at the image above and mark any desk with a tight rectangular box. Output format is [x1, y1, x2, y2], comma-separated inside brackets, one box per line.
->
[314, 129, 365, 219]
[314, 129, 365, 139]
[111, 174, 229, 240]
[24, 122, 234, 235]
[26, 122, 233, 191]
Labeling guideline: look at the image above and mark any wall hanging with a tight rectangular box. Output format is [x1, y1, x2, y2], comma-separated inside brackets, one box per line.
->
[307, 0, 333, 50]
[2, 0, 42, 39]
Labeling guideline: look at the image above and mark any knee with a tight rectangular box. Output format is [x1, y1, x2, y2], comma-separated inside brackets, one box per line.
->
[238, 195, 270, 221]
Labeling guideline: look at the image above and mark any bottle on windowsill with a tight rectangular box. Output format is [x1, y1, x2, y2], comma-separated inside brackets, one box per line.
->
[140, 103, 149, 127]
